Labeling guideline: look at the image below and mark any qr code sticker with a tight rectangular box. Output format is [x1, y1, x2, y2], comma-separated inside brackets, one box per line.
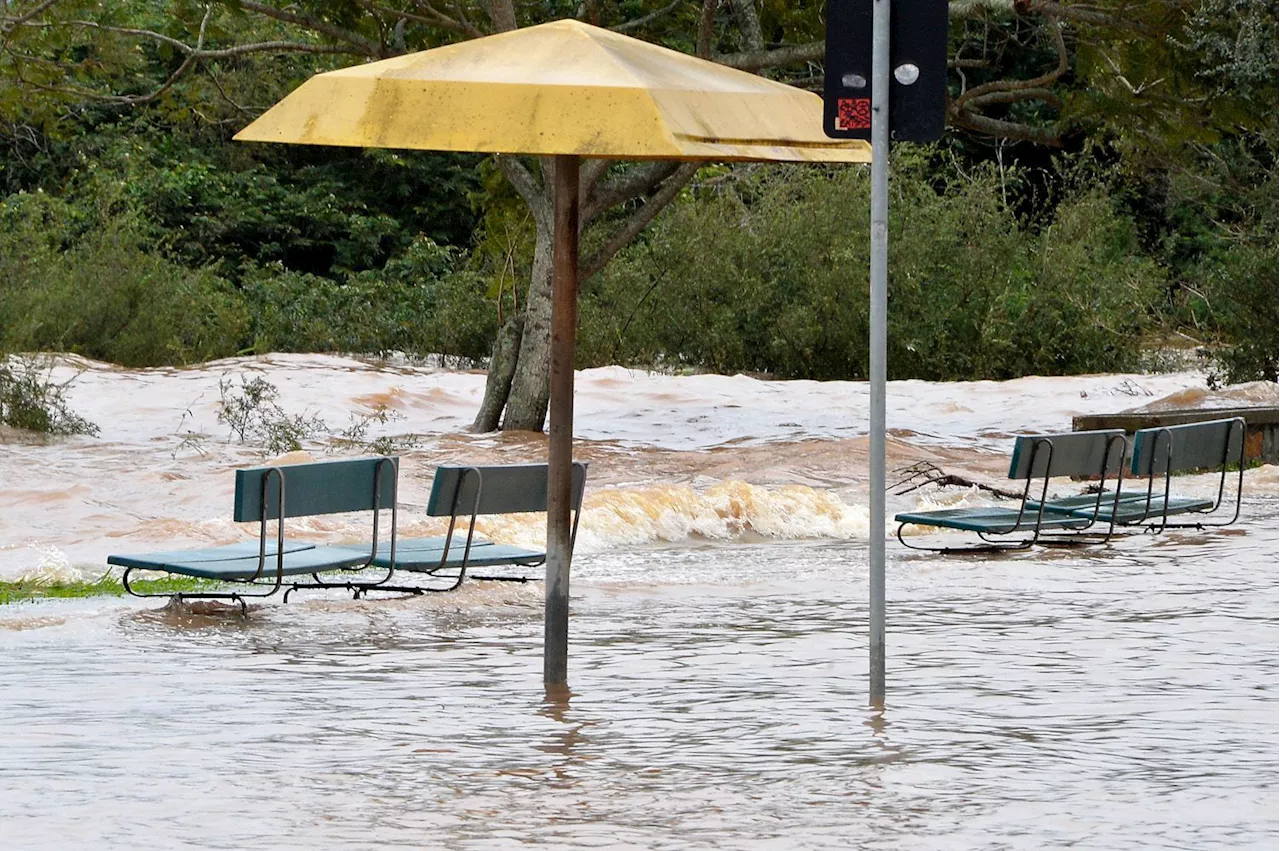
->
[837, 98, 872, 130]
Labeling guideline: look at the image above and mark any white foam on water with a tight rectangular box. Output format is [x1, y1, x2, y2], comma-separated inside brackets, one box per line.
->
[0, 353, 1273, 580]
[40, 352, 1265, 451]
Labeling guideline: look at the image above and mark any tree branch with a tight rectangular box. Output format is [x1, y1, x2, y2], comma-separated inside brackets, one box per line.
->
[485, 0, 516, 32]
[963, 87, 1063, 109]
[237, 1, 382, 56]
[583, 161, 680, 224]
[954, 10, 1068, 109]
[359, 1, 484, 38]
[63, 20, 363, 61]
[726, 0, 763, 52]
[496, 155, 550, 222]
[612, 0, 684, 33]
[0, 0, 65, 34]
[580, 158, 614, 197]
[948, 107, 1064, 145]
[1027, 0, 1145, 30]
[715, 40, 824, 72]
[696, 0, 718, 58]
[581, 162, 700, 279]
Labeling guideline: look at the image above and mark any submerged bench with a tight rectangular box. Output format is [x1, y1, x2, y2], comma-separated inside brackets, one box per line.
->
[288, 462, 589, 598]
[1049, 417, 1245, 530]
[110, 458, 590, 606]
[894, 430, 1129, 553]
[108, 456, 399, 610]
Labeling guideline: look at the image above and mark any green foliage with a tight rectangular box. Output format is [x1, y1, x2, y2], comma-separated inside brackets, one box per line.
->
[1191, 138, 1280, 384]
[217, 374, 326, 454]
[582, 157, 1165, 381]
[0, 356, 99, 435]
[215, 372, 417, 454]
[0, 189, 248, 366]
[0, 0, 1273, 391]
[244, 237, 495, 360]
[1201, 238, 1279, 385]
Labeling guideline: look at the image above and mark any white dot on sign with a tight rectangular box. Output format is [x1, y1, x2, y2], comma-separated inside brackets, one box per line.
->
[894, 64, 920, 85]
[841, 73, 868, 89]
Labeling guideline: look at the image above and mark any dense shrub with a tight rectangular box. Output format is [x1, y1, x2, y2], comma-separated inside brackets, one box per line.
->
[580, 160, 1164, 380]
[0, 191, 247, 366]
[244, 237, 495, 361]
[0, 356, 99, 435]
[0, 189, 496, 367]
[1200, 234, 1279, 384]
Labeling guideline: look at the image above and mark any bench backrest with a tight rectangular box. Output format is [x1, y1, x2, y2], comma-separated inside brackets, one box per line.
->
[1007, 430, 1126, 480]
[425, 463, 587, 517]
[1131, 418, 1245, 476]
[233, 457, 398, 522]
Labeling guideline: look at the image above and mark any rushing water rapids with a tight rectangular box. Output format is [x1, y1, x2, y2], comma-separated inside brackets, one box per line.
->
[0, 355, 1276, 849]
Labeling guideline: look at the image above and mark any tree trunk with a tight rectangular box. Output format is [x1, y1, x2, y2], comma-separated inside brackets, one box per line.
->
[470, 312, 524, 432]
[500, 205, 557, 432]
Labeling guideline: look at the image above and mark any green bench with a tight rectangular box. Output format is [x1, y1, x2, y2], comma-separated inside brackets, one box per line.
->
[288, 462, 589, 598]
[894, 429, 1129, 553]
[109, 458, 590, 606]
[1047, 417, 1244, 530]
[109, 456, 400, 611]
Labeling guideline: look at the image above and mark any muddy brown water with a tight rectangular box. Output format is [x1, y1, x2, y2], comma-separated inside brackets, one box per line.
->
[0, 356, 1275, 848]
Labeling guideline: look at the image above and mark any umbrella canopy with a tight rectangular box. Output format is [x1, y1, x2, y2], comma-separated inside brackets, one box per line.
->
[234, 19, 870, 164]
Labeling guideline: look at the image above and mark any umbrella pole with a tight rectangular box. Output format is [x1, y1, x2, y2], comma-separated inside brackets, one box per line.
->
[545, 154, 580, 687]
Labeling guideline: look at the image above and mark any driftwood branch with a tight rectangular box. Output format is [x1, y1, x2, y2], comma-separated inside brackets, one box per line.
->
[891, 461, 1024, 500]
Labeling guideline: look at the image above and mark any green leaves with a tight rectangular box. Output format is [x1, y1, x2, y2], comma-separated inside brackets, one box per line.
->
[581, 156, 1166, 381]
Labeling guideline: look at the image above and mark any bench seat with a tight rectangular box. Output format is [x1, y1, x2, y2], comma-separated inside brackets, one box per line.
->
[107, 540, 317, 571]
[108, 544, 374, 581]
[390, 535, 496, 554]
[1031, 492, 1215, 523]
[894, 506, 1093, 534]
[341, 541, 546, 572]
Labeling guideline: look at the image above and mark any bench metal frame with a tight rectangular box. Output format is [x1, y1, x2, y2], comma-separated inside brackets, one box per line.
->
[897, 432, 1128, 554]
[1122, 417, 1246, 532]
[289, 461, 586, 598]
[123, 457, 398, 611]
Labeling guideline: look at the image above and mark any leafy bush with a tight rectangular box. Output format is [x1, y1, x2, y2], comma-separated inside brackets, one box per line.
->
[1200, 225, 1279, 384]
[244, 237, 496, 361]
[216, 373, 415, 455]
[581, 158, 1163, 381]
[0, 191, 247, 366]
[0, 356, 98, 436]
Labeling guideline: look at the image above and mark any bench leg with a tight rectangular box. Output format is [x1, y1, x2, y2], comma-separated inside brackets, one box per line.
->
[895, 523, 1036, 554]
[121, 567, 270, 613]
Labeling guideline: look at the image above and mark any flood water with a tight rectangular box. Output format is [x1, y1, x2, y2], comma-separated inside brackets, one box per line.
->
[0, 355, 1276, 849]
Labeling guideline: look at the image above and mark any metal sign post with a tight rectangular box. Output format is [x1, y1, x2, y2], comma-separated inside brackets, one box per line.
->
[868, 0, 890, 708]
[825, 0, 947, 706]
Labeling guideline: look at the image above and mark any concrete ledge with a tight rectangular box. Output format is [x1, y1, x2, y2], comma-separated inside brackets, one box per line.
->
[1073, 406, 1278, 465]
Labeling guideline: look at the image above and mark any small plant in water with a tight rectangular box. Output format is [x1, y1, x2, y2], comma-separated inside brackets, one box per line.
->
[217, 373, 325, 454]
[334, 405, 418, 454]
[216, 373, 413, 455]
[0, 355, 99, 436]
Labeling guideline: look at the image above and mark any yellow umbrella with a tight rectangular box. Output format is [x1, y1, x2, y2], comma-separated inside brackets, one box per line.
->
[235, 19, 869, 163]
[236, 19, 869, 686]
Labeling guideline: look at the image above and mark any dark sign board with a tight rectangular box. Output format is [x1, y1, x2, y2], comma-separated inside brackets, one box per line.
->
[823, 0, 949, 142]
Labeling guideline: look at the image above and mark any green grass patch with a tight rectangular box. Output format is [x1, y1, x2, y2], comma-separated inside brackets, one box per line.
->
[0, 574, 220, 605]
